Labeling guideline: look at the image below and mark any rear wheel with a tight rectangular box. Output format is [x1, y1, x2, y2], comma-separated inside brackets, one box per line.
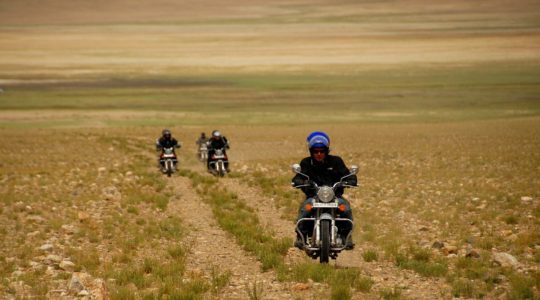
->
[320, 220, 330, 263]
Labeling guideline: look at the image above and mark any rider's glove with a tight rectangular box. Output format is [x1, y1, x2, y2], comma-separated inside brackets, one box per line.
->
[292, 178, 310, 187]
[343, 178, 357, 187]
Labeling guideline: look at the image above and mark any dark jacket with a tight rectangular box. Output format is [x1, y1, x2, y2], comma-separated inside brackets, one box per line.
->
[207, 137, 229, 151]
[156, 137, 180, 150]
[292, 154, 357, 198]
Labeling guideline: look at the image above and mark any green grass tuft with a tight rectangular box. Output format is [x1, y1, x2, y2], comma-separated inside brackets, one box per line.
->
[363, 249, 379, 262]
[379, 286, 402, 300]
[451, 278, 477, 298]
[395, 248, 447, 277]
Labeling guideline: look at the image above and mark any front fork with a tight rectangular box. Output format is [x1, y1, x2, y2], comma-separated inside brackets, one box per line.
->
[314, 218, 336, 247]
[296, 217, 353, 249]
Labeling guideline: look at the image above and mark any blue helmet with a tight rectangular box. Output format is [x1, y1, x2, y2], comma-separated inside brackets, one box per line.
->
[307, 131, 330, 150]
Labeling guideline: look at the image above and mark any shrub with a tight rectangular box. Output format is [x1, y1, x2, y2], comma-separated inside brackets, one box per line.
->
[363, 249, 379, 262]
[508, 273, 537, 300]
[395, 249, 447, 277]
[331, 283, 351, 300]
[451, 278, 476, 298]
[379, 286, 402, 299]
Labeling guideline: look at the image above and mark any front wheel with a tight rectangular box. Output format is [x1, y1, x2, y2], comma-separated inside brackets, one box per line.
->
[166, 160, 173, 177]
[320, 220, 330, 263]
[217, 161, 226, 177]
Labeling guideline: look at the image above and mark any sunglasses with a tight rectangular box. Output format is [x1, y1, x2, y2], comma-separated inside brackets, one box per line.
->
[312, 149, 326, 154]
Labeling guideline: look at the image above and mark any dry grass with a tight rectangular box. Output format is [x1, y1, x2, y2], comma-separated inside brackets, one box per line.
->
[232, 119, 540, 298]
[1, 119, 539, 298]
[0, 129, 216, 298]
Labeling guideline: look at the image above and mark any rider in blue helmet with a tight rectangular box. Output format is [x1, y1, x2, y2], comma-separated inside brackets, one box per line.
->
[292, 131, 357, 249]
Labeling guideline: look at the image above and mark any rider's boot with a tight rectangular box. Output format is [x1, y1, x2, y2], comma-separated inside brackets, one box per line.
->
[345, 236, 355, 250]
[294, 233, 305, 249]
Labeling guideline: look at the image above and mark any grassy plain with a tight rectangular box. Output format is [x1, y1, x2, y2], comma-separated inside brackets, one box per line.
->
[1, 0, 540, 298]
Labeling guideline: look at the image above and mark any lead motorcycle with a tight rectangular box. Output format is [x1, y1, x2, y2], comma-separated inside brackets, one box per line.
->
[160, 147, 178, 177]
[208, 148, 228, 177]
[292, 163, 358, 263]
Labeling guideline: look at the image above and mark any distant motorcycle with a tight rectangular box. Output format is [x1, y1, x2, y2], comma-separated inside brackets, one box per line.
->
[292, 163, 358, 263]
[198, 143, 208, 162]
[160, 147, 178, 177]
[208, 148, 228, 177]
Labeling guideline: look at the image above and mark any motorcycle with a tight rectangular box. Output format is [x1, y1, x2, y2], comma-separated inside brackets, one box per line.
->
[208, 148, 228, 177]
[160, 147, 178, 177]
[198, 143, 208, 162]
[292, 163, 358, 263]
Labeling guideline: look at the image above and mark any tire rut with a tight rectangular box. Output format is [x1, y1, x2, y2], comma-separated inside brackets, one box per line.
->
[166, 174, 296, 299]
[220, 177, 293, 240]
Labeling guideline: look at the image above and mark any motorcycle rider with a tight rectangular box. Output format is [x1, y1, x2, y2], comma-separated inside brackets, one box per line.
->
[196, 132, 208, 147]
[292, 131, 357, 249]
[156, 129, 181, 168]
[206, 130, 230, 172]
[196, 132, 208, 154]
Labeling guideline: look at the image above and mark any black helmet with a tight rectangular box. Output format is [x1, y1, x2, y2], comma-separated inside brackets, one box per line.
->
[201, 132, 206, 138]
[162, 129, 172, 139]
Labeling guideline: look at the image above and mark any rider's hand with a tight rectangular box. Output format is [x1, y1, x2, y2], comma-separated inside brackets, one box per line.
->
[293, 178, 310, 187]
[343, 179, 357, 186]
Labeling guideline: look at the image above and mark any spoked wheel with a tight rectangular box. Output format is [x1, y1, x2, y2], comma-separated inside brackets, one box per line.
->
[320, 220, 330, 263]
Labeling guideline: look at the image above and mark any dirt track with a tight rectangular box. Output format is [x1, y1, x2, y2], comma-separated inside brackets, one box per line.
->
[169, 175, 295, 299]
[167, 160, 335, 299]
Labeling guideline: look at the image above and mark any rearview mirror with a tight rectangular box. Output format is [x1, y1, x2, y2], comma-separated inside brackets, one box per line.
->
[350, 165, 359, 174]
[291, 163, 301, 174]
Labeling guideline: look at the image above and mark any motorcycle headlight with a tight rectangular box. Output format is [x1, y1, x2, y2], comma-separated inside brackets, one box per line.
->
[317, 186, 335, 203]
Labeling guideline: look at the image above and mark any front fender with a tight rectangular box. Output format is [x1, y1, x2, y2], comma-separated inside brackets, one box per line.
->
[319, 213, 333, 221]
